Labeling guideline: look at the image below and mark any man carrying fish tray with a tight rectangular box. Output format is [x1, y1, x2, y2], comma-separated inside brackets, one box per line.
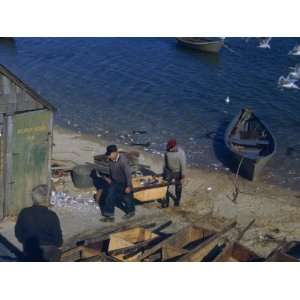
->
[162, 139, 187, 208]
[100, 144, 135, 222]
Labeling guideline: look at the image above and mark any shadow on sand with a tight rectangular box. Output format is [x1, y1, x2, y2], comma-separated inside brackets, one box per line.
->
[212, 118, 236, 173]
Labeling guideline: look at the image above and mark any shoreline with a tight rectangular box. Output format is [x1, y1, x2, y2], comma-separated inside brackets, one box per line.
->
[1, 124, 300, 259]
[54, 124, 299, 196]
[52, 124, 300, 256]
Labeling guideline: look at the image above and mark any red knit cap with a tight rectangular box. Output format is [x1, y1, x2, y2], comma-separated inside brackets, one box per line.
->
[167, 139, 177, 150]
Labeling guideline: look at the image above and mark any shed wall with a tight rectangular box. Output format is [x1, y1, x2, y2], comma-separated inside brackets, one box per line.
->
[0, 74, 44, 113]
[6, 110, 52, 216]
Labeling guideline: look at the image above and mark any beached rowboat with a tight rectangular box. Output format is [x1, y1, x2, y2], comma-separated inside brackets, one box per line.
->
[225, 108, 276, 180]
[176, 37, 225, 53]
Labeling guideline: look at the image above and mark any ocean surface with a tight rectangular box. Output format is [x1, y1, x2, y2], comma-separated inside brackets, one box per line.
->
[1, 37, 300, 190]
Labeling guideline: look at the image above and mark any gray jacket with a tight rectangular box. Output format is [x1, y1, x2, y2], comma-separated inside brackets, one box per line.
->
[108, 153, 132, 187]
[164, 146, 187, 177]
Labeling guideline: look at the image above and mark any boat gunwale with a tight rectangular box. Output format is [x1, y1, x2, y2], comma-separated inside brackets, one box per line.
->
[225, 108, 277, 161]
[176, 38, 224, 46]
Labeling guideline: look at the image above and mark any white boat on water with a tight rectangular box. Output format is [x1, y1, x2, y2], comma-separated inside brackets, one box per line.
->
[176, 37, 225, 54]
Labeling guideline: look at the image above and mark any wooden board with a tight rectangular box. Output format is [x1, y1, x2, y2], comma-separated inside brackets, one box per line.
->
[213, 219, 258, 262]
[177, 221, 237, 262]
[267, 241, 300, 262]
[108, 227, 159, 261]
[132, 223, 218, 262]
[214, 242, 261, 262]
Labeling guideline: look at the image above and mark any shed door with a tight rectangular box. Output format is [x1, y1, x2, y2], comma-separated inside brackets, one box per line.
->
[8, 110, 51, 215]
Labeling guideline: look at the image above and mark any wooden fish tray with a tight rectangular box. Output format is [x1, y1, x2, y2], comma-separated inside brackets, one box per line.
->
[107, 227, 163, 261]
[132, 176, 168, 202]
[213, 242, 262, 262]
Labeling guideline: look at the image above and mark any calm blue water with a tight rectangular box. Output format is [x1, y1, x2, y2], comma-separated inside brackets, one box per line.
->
[1, 38, 300, 190]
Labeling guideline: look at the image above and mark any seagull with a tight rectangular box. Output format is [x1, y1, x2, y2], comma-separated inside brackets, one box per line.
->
[289, 63, 300, 71]
[288, 66, 300, 80]
[258, 37, 272, 49]
[288, 44, 300, 56]
[278, 75, 300, 89]
[225, 96, 230, 103]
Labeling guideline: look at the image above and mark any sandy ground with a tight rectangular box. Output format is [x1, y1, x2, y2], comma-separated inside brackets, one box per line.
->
[1, 125, 300, 260]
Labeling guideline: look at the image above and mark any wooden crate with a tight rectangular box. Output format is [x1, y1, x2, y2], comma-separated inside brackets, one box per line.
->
[132, 176, 168, 202]
[133, 224, 218, 262]
[108, 227, 158, 261]
[161, 225, 216, 261]
[214, 242, 262, 262]
[61, 241, 103, 262]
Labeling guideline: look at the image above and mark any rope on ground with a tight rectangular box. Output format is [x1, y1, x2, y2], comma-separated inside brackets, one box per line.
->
[227, 157, 244, 203]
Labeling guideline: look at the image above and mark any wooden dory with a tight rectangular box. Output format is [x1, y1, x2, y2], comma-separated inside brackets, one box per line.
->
[225, 108, 276, 180]
[176, 37, 225, 54]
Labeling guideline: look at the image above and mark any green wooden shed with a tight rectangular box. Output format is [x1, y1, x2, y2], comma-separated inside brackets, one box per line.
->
[0, 64, 56, 219]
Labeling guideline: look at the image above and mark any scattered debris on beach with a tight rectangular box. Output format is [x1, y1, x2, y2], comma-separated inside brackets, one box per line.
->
[50, 191, 98, 211]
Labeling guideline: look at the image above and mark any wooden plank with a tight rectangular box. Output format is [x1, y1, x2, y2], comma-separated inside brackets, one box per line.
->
[122, 235, 170, 260]
[60, 246, 84, 262]
[3, 114, 13, 217]
[266, 240, 299, 262]
[131, 225, 192, 262]
[109, 227, 159, 261]
[177, 221, 237, 262]
[152, 220, 172, 234]
[213, 219, 255, 262]
[162, 245, 189, 261]
[132, 222, 217, 262]
[78, 253, 122, 262]
[108, 235, 164, 257]
[230, 242, 261, 262]
[61, 214, 168, 252]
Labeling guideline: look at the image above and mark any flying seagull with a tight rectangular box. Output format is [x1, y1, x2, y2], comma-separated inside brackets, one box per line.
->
[258, 37, 272, 49]
[278, 75, 300, 90]
[288, 44, 300, 56]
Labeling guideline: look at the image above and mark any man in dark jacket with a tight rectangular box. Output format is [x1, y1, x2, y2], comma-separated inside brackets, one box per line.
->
[101, 145, 135, 222]
[15, 184, 63, 262]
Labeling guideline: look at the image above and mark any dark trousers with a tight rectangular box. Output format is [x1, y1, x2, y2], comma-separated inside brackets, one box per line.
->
[102, 182, 135, 217]
[40, 245, 61, 262]
[23, 244, 61, 262]
[165, 172, 182, 206]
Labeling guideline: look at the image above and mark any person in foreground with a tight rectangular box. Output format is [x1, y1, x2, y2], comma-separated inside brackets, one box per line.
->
[15, 184, 63, 262]
[162, 139, 187, 208]
[101, 144, 135, 222]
